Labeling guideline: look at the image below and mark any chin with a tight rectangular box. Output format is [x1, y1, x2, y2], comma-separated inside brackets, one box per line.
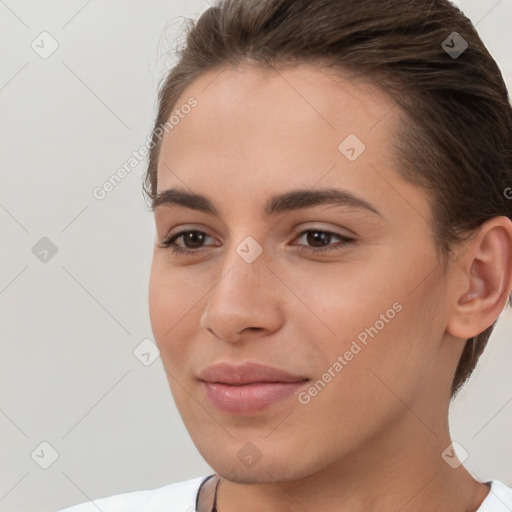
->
[199, 442, 318, 484]
[214, 464, 307, 484]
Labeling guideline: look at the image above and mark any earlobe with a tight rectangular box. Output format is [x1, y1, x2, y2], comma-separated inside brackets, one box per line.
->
[447, 216, 512, 339]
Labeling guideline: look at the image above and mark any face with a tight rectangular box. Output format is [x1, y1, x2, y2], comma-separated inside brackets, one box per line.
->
[148, 64, 459, 482]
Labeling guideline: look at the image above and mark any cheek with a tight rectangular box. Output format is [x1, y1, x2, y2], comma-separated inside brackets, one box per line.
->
[148, 261, 193, 360]
[148, 265, 168, 341]
[148, 256, 201, 324]
[300, 262, 400, 346]
[304, 258, 442, 393]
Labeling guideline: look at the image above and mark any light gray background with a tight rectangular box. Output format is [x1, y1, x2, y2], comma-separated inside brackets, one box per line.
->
[0, 1, 511, 511]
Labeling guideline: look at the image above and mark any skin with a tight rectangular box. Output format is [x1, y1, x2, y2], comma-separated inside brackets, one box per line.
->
[148, 63, 512, 512]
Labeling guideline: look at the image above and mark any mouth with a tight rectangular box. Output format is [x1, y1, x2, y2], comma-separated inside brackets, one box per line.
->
[200, 380, 310, 415]
[197, 361, 310, 415]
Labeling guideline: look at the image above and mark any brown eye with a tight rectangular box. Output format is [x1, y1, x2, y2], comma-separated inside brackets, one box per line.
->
[293, 229, 355, 253]
[160, 230, 215, 254]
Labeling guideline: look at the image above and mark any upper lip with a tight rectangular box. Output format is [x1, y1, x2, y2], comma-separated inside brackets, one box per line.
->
[197, 362, 309, 385]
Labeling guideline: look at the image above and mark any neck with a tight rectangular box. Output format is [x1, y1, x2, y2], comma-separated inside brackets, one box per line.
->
[200, 416, 490, 512]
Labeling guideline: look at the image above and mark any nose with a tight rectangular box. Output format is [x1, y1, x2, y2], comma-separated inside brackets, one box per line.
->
[199, 246, 285, 343]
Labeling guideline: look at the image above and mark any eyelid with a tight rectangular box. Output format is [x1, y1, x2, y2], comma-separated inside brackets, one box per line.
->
[159, 223, 214, 241]
[159, 224, 358, 256]
[160, 223, 353, 244]
[289, 223, 356, 239]
[289, 228, 357, 253]
[159, 228, 217, 248]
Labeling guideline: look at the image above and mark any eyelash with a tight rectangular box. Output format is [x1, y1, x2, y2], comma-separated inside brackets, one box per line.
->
[159, 229, 356, 255]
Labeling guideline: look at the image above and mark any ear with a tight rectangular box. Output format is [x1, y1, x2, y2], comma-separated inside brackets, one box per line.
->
[446, 216, 512, 339]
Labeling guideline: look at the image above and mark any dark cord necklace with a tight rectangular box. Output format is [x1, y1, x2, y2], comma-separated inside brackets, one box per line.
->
[211, 475, 221, 512]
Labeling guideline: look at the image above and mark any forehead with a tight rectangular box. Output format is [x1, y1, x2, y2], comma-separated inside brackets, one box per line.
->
[157, 64, 399, 173]
[166, 64, 395, 139]
[155, 63, 423, 223]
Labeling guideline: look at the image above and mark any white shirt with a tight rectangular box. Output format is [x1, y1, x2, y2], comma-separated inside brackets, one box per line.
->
[57, 475, 512, 511]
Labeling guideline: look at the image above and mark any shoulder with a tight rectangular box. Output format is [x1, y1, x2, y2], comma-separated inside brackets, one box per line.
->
[57, 476, 512, 511]
[56, 475, 212, 512]
[478, 480, 512, 511]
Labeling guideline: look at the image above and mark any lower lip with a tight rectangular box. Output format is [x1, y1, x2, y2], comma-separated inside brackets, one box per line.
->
[201, 381, 309, 415]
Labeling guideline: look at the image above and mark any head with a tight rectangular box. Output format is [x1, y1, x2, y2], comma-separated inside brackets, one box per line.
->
[145, 0, 512, 481]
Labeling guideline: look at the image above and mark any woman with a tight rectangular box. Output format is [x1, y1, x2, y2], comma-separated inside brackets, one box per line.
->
[58, 0, 512, 510]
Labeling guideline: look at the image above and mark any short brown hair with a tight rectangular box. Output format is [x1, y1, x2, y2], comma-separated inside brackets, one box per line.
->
[143, 0, 512, 399]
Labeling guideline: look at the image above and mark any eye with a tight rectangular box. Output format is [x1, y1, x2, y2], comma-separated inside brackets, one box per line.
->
[291, 229, 356, 253]
[158, 228, 356, 256]
[159, 230, 217, 255]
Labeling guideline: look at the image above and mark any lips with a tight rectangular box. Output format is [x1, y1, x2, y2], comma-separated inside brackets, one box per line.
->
[197, 362, 310, 415]
[197, 361, 309, 385]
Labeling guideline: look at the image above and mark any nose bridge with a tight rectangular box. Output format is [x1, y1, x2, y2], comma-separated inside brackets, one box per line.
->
[200, 237, 283, 341]
[215, 231, 270, 293]
[208, 238, 269, 310]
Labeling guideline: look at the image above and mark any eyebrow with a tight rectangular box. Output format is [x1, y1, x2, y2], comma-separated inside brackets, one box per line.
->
[152, 187, 382, 218]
